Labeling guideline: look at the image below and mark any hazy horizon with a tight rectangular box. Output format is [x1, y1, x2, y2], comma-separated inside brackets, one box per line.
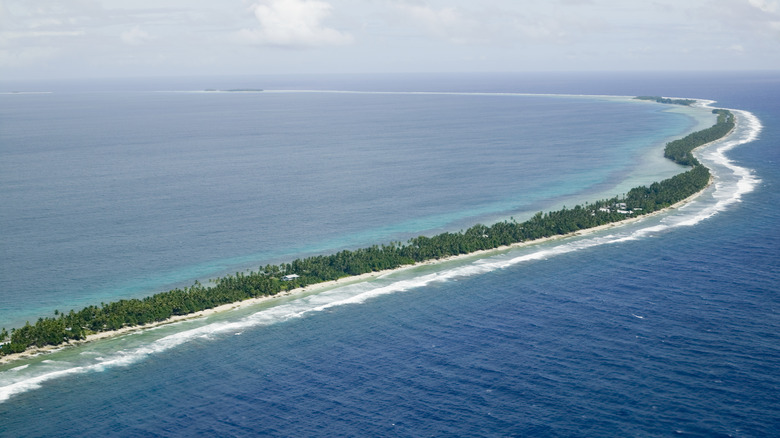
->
[2, 0, 779, 81]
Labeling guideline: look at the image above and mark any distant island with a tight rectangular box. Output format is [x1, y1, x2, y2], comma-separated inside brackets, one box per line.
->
[635, 95, 697, 106]
[204, 88, 264, 92]
[0, 97, 736, 360]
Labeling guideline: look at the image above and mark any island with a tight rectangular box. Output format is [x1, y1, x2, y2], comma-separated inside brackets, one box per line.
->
[634, 95, 697, 106]
[0, 99, 735, 360]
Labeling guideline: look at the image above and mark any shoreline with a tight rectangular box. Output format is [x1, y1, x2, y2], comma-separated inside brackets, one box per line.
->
[0, 100, 731, 367]
[0, 179, 713, 366]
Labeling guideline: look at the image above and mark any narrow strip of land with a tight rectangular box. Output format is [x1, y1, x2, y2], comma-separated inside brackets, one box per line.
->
[0, 99, 735, 364]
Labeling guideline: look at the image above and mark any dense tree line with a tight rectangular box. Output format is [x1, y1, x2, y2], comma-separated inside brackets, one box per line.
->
[664, 109, 734, 165]
[0, 107, 734, 357]
[634, 96, 697, 106]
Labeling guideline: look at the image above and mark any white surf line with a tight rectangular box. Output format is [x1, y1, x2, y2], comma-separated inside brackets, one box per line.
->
[669, 105, 762, 228]
[0, 91, 53, 95]
[0, 97, 761, 404]
[153, 88, 640, 100]
[261, 89, 635, 100]
[295, 104, 763, 308]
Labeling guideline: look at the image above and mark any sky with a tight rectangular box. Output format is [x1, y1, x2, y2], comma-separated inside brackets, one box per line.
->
[0, 0, 778, 80]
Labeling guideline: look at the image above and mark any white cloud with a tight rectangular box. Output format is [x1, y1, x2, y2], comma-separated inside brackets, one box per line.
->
[390, 2, 497, 44]
[700, 0, 780, 41]
[512, 18, 568, 41]
[748, 0, 779, 13]
[121, 27, 153, 45]
[236, 0, 353, 47]
[1, 30, 85, 40]
[0, 45, 58, 68]
[387, 2, 601, 46]
[1, 0, 779, 79]
[395, 3, 461, 32]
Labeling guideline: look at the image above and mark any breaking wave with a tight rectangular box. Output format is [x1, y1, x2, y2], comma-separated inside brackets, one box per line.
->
[0, 100, 761, 405]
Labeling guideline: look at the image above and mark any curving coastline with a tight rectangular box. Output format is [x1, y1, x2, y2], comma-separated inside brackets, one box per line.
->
[0, 97, 737, 364]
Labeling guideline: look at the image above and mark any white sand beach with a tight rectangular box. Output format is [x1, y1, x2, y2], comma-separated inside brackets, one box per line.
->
[0, 109, 733, 366]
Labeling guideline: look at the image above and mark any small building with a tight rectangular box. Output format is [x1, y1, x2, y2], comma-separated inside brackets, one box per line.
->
[282, 274, 300, 281]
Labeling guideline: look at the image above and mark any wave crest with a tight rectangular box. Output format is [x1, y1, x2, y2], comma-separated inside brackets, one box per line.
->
[0, 101, 762, 405]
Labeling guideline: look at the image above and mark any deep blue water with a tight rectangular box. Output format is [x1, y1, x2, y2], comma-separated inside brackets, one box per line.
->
[1, 72, 778, 437]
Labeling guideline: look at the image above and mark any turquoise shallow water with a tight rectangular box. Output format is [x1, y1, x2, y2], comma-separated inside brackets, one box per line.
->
[0, 89, 693, 329]
[0, 72, 778, 436]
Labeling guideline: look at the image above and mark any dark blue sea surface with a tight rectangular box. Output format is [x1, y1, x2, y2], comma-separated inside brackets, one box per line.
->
[1, 72, 778, 436]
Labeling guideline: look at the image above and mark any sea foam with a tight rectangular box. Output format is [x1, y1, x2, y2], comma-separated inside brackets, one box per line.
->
[0, 99, 762, 405]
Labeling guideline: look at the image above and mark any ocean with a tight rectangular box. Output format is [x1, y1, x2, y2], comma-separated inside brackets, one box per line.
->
[0, 72, 778, 436]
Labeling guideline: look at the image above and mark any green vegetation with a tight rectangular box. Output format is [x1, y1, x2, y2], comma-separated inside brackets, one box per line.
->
[664, 110, 734, 166]
[635, 96, 697, 106]
[0, 105, 734, 358]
